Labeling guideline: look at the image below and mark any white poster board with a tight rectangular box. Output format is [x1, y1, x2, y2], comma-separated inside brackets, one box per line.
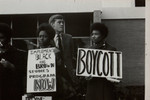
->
[76, 48, 122, 79]
[27, 48, 56, 93]
[22, 95, 52, 100]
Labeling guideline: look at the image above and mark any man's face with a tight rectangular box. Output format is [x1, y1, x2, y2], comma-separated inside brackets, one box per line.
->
[51, 19, 64, 33]
[38, 31, 50, 48]
[91, 30, 104, 44]
[0, 33, 7, 47]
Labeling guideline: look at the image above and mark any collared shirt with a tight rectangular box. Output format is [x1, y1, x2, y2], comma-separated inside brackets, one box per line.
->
[53, 33, 67, 68]
[54, 33, 63, 48]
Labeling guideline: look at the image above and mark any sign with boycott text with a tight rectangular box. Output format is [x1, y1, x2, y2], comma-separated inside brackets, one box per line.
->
[76, 48, 122, 79]
[27, 48, 56, 93]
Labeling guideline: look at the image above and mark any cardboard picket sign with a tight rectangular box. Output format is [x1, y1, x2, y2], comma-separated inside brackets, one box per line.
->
[27, 48, 56, 93]
[76, 48, 122, 79]
[22, 95, 52, 100]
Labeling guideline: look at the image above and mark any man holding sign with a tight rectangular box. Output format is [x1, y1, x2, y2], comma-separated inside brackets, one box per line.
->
[76, 23, 122, 100]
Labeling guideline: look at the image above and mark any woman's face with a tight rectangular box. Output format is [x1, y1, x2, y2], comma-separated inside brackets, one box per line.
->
[38, 31, 50, 48]
[91, 30, 104, 44]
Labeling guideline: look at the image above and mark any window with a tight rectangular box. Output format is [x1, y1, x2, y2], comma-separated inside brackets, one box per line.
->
[135, 0, 145, 7]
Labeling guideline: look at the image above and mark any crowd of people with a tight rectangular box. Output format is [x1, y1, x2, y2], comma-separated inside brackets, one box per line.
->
[0, 14, 119, 100]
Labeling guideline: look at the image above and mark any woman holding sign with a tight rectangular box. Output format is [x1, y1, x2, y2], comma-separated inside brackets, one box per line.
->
[85, 23, 119, 100]
[35, 23, 77, 100]
[32, 23, 59, 99]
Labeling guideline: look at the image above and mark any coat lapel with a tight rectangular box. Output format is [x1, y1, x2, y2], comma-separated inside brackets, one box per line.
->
[61, 33, 65, 50]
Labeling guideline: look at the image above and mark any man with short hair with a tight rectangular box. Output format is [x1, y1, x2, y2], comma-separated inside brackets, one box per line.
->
[49, 14, 78, 100]
[49, 14, 74, 76]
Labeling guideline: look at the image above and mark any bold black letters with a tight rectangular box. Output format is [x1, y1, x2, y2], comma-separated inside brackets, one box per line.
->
[86, 50, 92, 74]
[77, 49, 86, 74]
[103, 53, 109, 76]
[116, 52, 121, 77]
[108, 52, 114, 76]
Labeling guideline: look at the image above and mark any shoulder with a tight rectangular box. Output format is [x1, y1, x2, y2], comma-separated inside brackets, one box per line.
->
[8, 46, 27, 54]
[105, 42, 117, 51]
[62, 33, 72, 38]
[88, 45, 96, 49]
[7, 46, 27, 64]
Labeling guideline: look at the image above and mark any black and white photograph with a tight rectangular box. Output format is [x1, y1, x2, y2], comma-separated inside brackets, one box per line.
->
[0, 0, 147, 100]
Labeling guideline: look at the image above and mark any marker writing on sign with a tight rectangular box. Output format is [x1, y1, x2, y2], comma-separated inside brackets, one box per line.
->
[77, 49, 121, 77]
[35, 53, 51, 60]
[34, 78, 55, 91]
[26, 97, 42, 100]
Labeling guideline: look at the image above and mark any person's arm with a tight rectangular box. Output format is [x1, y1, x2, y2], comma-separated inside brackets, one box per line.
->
[0, 58, 15, 71]
[106, 77, 120, 83]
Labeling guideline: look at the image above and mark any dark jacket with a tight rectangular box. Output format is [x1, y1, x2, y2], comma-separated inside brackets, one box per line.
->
[33, 44, 77, 100]
[85, 42, 117, 100]
[0, 46, 27, 100]
[58, 33, 79, 87]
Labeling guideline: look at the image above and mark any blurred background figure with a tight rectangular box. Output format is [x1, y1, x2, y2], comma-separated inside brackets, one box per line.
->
[0, 23, 27, 100]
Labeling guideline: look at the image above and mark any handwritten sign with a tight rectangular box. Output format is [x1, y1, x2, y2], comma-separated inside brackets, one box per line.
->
[22, 95, 52, 100]
[27, 48, 56, 93]
[76, 48, 122, 79]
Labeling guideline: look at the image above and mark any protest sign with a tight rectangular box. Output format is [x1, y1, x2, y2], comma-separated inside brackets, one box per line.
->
[22, 95, 52, 100]
[27, 48, 56, 93]
[76, 48, 122, 79]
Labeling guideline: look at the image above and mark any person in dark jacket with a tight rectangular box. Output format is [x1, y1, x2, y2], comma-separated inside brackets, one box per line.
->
[49, 14, 77, 84]
[0, 23, 27, 100]
[85, 23, 119, 100]
[30, 23, 76, 100]
[49, 15, 79, 100]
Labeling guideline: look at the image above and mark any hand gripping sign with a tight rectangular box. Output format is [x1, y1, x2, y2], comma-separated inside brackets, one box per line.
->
[27, 48, 56, 93]
[76, 48, 122, 79]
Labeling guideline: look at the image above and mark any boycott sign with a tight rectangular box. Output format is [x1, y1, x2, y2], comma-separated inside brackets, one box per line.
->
[27, 48, 56, 93]
[76, 48, 122, 79]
